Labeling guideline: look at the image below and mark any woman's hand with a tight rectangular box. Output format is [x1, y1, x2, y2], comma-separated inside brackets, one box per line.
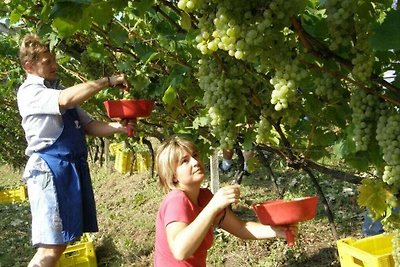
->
[272, 223, 298, 240]
[208, 185, 241, 213]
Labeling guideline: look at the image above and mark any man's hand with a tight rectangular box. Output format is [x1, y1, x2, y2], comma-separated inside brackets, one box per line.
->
[119, 119, 136, 137]
[108, 74, 129, 91]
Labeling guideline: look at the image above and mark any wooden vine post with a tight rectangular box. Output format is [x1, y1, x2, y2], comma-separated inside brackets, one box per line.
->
[210, 150, 220, 194]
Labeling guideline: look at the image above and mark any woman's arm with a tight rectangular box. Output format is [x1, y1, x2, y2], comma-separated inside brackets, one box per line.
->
[165, 205, 217, 260]
[166, 185, 240, 260]
[220, 208, 291, 240]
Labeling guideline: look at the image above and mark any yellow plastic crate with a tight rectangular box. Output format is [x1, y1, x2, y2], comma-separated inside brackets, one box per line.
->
[133, 152, 151, 173]
[0, 185, 27, 204]
[337, 233, 394, 267]
[109, 142, 124, 156]
[114, 150, 133, 174]
[56, 234, 97, 267]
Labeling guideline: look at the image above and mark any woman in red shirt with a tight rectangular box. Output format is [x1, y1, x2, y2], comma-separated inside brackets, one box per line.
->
[154, 136, 296, 266]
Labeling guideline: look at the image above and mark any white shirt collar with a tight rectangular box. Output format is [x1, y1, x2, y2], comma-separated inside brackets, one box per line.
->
[25, 73, 60, 89]
[25, 73, 46, 85]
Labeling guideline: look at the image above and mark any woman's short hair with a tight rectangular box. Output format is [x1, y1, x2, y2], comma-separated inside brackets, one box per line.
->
[155, 136, 199, 193]
[19, 33, 50, 67]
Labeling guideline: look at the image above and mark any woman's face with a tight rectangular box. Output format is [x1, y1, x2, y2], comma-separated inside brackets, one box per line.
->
[174, 149, 205, 188]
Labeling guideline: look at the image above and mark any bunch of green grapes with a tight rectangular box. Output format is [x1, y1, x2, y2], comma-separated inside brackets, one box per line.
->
[182, 0, 310, 144]
[382, 165, 400, 188]
[197, 57, 250, 149]
[195, 3, 272, 57]
[376, 109, 400, 188]
[269, 59, 307, 111]
[324, 0, 355, 50]
[190, 0, 306, 65]
[393, 229, 400, 266]
[351, 16, 375, 82]
[177, 0, 204, 13]
[190, 0, 310, 114]
[314, 73, 343, 101]
[255, 112, 273, 145]
[349, 89, 379, 151]
[351, 52, 374, 82]
[269, 73, 295, 111]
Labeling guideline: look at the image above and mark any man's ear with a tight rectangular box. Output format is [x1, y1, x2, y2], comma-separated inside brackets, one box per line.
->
[23, 61, 33, 72]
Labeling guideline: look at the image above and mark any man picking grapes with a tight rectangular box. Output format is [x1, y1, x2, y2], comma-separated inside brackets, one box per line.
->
[17, 33, 131, 267]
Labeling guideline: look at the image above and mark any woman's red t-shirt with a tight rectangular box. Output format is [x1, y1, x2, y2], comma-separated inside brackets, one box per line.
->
[154, 188, 214, 267]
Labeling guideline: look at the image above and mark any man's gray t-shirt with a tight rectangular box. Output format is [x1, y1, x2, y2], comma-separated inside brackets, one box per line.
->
[17, 73, 93, 178]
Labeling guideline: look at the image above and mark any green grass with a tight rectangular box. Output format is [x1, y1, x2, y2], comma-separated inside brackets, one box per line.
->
[0, 165, 24, 189]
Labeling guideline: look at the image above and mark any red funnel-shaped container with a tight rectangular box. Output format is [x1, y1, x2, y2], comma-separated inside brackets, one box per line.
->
[103, 99, 154, 136]
[103, 99, 154, 119]
[252, 196, 318, 246]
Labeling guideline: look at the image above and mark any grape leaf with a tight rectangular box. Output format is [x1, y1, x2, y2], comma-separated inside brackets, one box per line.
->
[312, 128, 336, 147]
[369, 10, 400, 51]
[132, 41, 156, 62]
[130, 72, 151, 92]
[131, 0, 154, 16]
[52, 17, 76, 37]
[324, 105, 350, 128]
[345, 152, 370, 171]
[57, 0, 91, 4]
[162, 85, 177, 105]
[51, 2, 91, 37]
[358, 179, 388, 217]
[301, 7, 328, 39]
[180, 12, 192, 31]
[108, 23, 129, 47]
[89, 2, 115, 26]
[9, 6, 24, 24]
[242, 134, 254, 151]
[87, 42, 108, 59]
[307, 145, 328, 161]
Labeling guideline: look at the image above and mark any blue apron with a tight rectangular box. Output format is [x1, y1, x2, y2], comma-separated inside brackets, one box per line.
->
[38, 108, 98, 242]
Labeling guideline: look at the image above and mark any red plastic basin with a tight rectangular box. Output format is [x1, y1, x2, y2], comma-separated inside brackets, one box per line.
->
[103, 99, 154, 119]
[252, 196, 318, 226]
